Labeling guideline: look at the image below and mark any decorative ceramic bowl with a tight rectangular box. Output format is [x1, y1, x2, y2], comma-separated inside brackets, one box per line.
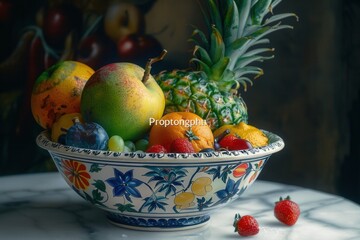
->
[36, 130, 284, 231]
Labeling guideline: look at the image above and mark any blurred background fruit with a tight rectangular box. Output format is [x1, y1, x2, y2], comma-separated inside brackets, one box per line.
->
[42, 3, 82, 48]
[104, 2, 144, 43]
[0, 0, 160, 175]
[117, 33, 162, 66]
[0, 0, 13, 24]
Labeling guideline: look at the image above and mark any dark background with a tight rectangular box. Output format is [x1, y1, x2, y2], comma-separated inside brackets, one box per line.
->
[0, 0, 359, 204]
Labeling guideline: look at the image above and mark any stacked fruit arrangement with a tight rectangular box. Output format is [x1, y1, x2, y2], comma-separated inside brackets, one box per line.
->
[31, 0, 296, 154]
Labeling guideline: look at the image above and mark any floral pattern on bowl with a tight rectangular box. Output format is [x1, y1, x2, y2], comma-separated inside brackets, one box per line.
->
[36, 130, 284, 231]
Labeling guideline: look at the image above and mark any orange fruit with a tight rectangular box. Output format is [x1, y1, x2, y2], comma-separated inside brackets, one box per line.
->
[148, 112, 214, 152]
[31, 61, 94, 129]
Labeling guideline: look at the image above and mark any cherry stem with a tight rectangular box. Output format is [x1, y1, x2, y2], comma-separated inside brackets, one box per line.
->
[142, 49, 167, 83]
[215, 129, 230, 143]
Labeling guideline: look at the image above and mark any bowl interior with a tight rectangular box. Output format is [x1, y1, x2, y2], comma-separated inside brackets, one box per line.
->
[36, 130, 284, 164]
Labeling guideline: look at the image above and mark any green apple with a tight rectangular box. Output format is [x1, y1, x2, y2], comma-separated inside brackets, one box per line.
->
[80, 52, 166, 141]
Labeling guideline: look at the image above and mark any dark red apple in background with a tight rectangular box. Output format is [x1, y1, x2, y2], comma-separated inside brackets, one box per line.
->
[0, 0, 13, 23]
[117, 34, 162, 65]
[42, 4, 82, 48]
[76, 35, 112, 70]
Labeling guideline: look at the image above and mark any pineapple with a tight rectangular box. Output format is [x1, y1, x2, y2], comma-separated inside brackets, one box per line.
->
[156, 0, 297, 130]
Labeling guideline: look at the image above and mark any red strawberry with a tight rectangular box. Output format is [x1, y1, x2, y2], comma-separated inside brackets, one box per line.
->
[274, 196, 300, 226]
[146, 144, 167, 153]
[233, 213, 259, 236]
[170, 138, 195, 153]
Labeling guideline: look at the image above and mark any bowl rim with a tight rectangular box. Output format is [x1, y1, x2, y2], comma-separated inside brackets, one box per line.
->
[36, 130, 284, 164]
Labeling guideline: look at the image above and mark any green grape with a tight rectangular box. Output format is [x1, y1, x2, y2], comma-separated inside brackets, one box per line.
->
[135, 139, 149, 151]
[124, 140, 136, 152]
[108, 135, 125, 152]
[123, 145, 131, 152]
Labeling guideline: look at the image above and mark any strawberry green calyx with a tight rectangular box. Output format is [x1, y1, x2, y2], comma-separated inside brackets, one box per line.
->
[233, 213, 241, 232]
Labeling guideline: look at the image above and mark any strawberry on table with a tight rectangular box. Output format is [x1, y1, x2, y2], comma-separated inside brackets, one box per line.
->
[233, 213, 259, 237]
[274, 196, 300, 226]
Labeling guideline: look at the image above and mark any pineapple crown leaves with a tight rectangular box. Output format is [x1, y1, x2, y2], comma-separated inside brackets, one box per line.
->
[190, 0, 298, 92]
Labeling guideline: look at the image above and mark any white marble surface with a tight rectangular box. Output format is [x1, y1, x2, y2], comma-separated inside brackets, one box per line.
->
[0, 172, 360, 239]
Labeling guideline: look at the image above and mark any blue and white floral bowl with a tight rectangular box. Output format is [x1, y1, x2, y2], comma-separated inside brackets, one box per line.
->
[36, 130, 284, 231]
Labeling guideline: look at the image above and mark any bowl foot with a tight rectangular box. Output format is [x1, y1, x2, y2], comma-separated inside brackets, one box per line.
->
[106, 213, 210, 231]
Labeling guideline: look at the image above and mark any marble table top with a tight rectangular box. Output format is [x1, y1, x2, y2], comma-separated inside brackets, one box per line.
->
[1, 172, 359, 239]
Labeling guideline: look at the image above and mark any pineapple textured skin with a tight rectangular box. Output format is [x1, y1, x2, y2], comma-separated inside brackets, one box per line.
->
[156, 69, 248, 130]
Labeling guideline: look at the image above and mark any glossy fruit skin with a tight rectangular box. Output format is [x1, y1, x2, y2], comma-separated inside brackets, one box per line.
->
[146, 144, 167, 153]
[65, 121, 109, 150]
[81, 62, 165, 141]
[51, 112, 83, 142]
[170, 138, 195, 153]
[108, 135, 125, 152]
[218, 134, 238, 149]
[31, 61, 94, 129]
[234, 214, 259, 237]
[274, 196, 300, 226]
[217, 134, 252, 151]
[228, 138, 253, 151]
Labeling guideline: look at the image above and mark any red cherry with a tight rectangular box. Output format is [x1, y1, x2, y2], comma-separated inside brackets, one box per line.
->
[218, 134, 239, 149]
[228, 138, 253, 151]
